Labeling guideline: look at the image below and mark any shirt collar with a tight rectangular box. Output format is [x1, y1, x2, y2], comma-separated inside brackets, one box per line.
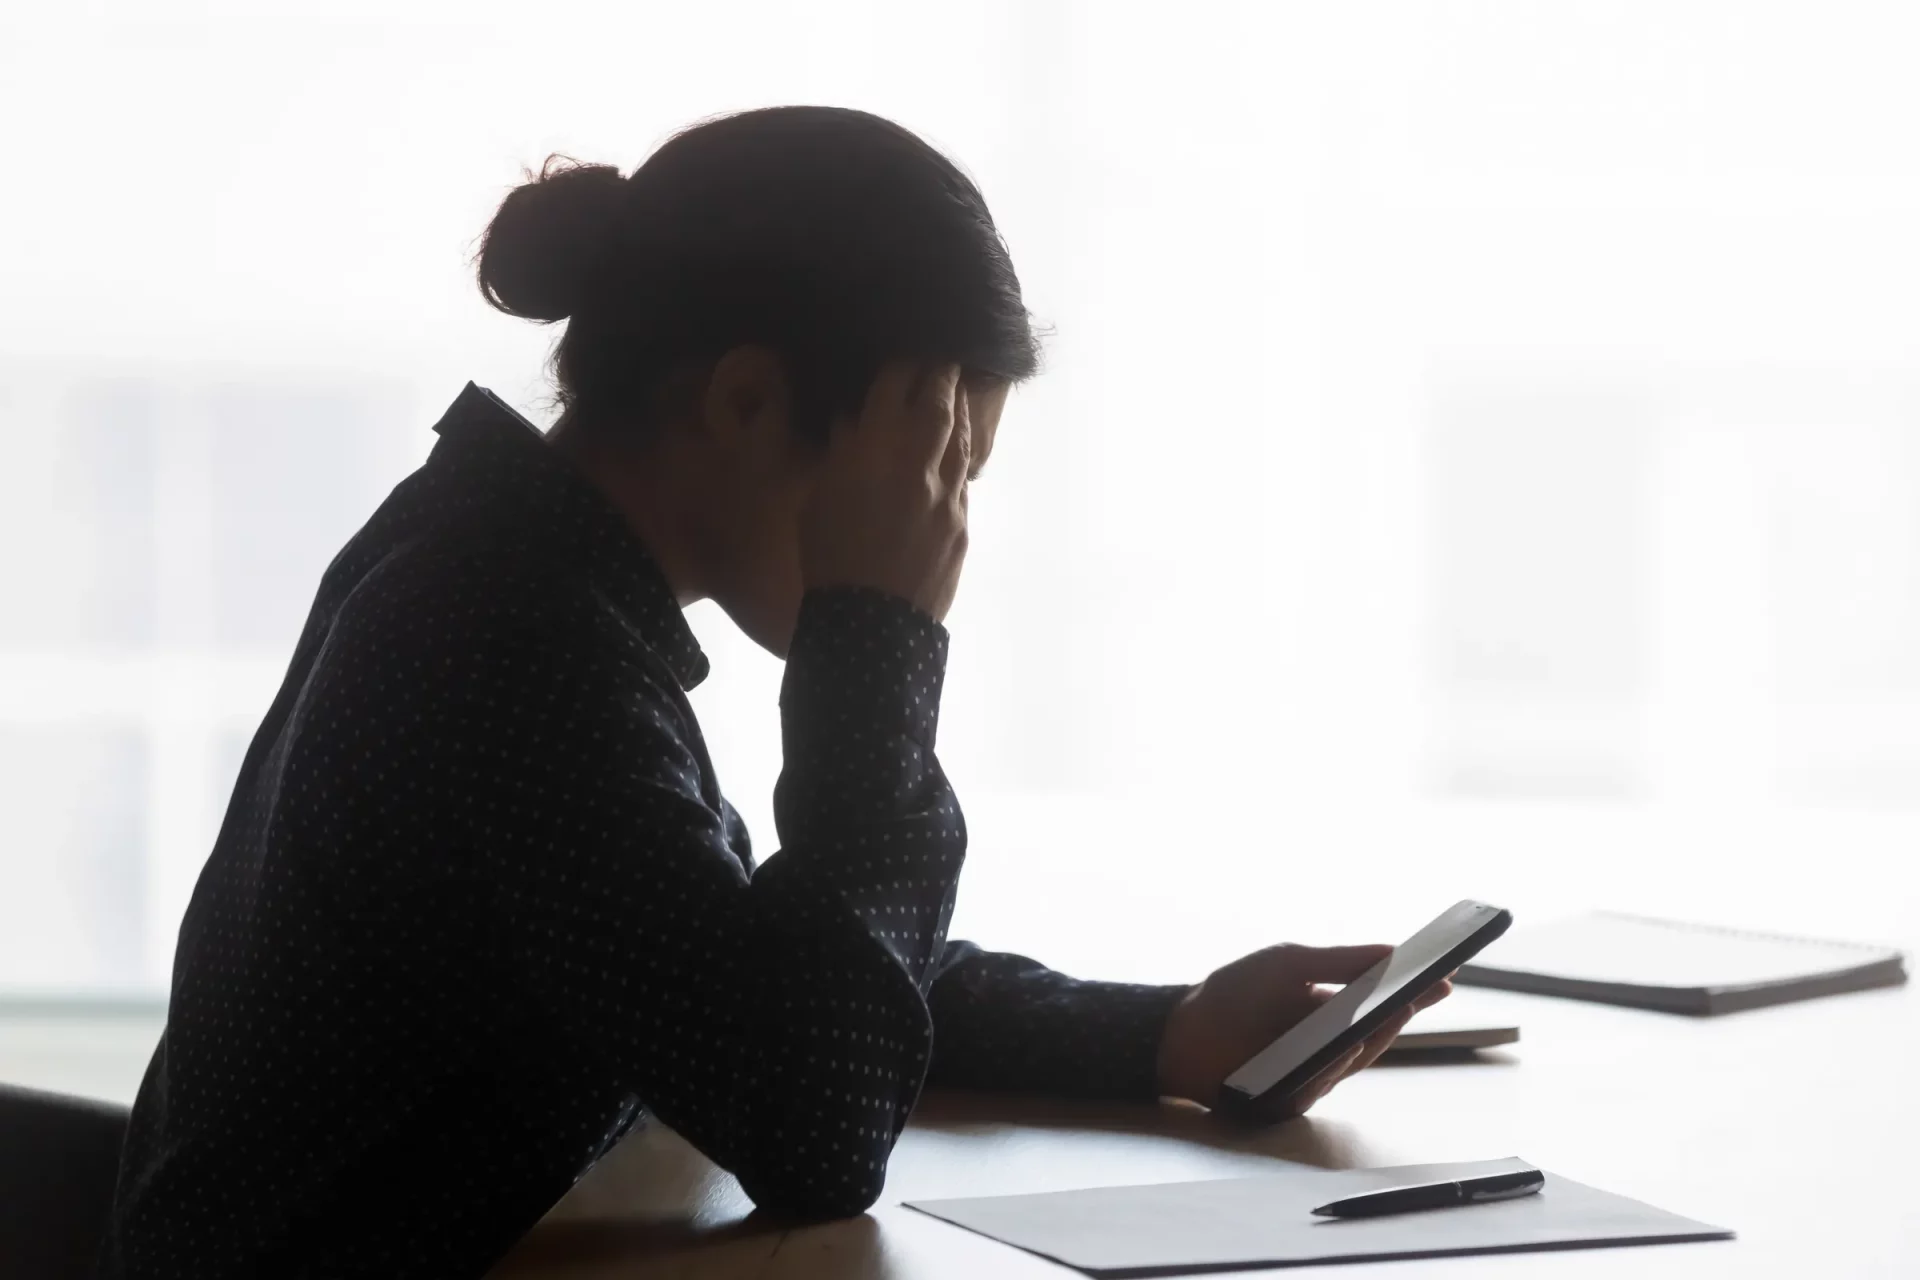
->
[428, 382, 711, 690]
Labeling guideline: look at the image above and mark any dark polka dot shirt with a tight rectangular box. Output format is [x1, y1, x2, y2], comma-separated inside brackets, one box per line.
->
[98, 384, 1189, 1279]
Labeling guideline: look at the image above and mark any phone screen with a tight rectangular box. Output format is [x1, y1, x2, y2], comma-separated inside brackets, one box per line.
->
[1222, 900, 1510, 1110]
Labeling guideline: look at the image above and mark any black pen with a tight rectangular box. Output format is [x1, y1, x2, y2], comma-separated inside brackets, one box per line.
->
[1311, 1165, 1546, 1219]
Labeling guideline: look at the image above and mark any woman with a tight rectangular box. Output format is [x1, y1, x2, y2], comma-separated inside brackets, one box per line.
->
[101, 106, 1448, 1279]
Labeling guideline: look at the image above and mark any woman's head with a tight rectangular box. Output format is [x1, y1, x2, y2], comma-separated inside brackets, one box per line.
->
[475, 107, 1035, 652]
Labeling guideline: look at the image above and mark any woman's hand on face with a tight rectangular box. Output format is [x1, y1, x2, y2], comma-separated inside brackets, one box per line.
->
[799, 361, 972, 622]
[1155, 944, 1454, 1119]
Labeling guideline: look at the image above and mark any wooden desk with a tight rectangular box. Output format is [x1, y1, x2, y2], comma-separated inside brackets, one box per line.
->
[1, 799, 1908, 1277]
[492, 978, 1917, 1279]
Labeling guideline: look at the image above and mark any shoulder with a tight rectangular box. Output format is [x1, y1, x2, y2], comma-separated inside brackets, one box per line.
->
[306, 528, 683, 745]
[275, 530, 710, 845]
[334, 526, 587, 648]
[327, 526, 634, 673]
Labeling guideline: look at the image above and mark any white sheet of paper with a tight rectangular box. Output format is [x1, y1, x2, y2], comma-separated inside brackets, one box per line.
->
[906, 1159, 1731, 1275]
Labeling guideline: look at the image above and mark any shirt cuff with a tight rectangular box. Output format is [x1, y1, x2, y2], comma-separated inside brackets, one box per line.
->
[927, 946, 1192, 1102]
[781, 587, 950, 749]
[1058, 980, 1192, 1101]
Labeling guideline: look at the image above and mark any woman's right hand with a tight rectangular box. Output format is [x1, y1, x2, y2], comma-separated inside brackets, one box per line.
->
[799, 361, 972, 621]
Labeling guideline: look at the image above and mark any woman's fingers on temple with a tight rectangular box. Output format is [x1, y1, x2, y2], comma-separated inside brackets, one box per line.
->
[919, 362, 961, 424]
[939, 382, 972, 490]
[900, 363, 960, 476]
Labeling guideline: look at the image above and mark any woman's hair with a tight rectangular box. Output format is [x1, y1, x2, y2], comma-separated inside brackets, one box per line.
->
[476, 106, 1040, 441]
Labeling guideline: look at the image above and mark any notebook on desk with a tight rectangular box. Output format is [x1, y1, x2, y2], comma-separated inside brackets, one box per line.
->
[1459, 911, 1908, 1015]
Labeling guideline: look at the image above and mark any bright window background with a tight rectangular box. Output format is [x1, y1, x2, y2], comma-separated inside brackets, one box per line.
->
[2, 1, 1917, 999]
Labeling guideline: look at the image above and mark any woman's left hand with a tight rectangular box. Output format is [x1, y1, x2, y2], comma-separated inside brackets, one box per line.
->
[1155, 944, 1453, 1117]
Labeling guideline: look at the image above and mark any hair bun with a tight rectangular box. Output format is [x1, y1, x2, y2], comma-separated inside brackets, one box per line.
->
[476, 157, 628, 322]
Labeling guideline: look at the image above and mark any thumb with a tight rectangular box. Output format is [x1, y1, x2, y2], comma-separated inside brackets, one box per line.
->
[1278, 943, 1394, 984]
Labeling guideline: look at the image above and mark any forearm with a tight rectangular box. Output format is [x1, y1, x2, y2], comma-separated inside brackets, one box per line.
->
[769, 587, 964, 987]
[645, 588, 967, 1213]
[925, 942, 1189, 1100]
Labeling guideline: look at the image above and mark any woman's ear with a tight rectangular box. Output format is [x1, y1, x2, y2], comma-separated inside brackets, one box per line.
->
[700, 345, 792, 459]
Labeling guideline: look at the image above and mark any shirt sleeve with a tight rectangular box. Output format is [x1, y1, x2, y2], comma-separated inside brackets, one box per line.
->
[925, 943, 1190, 1100]
[327, 568, 965, 1221]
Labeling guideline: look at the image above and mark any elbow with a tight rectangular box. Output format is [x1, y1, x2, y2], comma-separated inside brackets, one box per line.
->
[727, 960, 932, 1220]
[738, 1151, 890, 1222]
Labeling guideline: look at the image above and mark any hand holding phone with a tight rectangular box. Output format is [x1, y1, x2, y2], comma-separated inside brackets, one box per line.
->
[1214, 900, 1512, 1126]
[1155, 944, 1447, 1113]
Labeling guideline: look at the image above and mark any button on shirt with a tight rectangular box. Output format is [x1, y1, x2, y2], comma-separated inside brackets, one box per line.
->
[100, 384, 1188, 1279]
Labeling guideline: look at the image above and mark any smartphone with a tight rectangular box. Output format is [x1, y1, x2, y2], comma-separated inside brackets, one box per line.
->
[1217, 899, 1513, 1126]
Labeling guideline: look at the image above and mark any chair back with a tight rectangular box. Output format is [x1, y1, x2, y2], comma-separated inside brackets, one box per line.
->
[0, 1083, 129, 1280]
